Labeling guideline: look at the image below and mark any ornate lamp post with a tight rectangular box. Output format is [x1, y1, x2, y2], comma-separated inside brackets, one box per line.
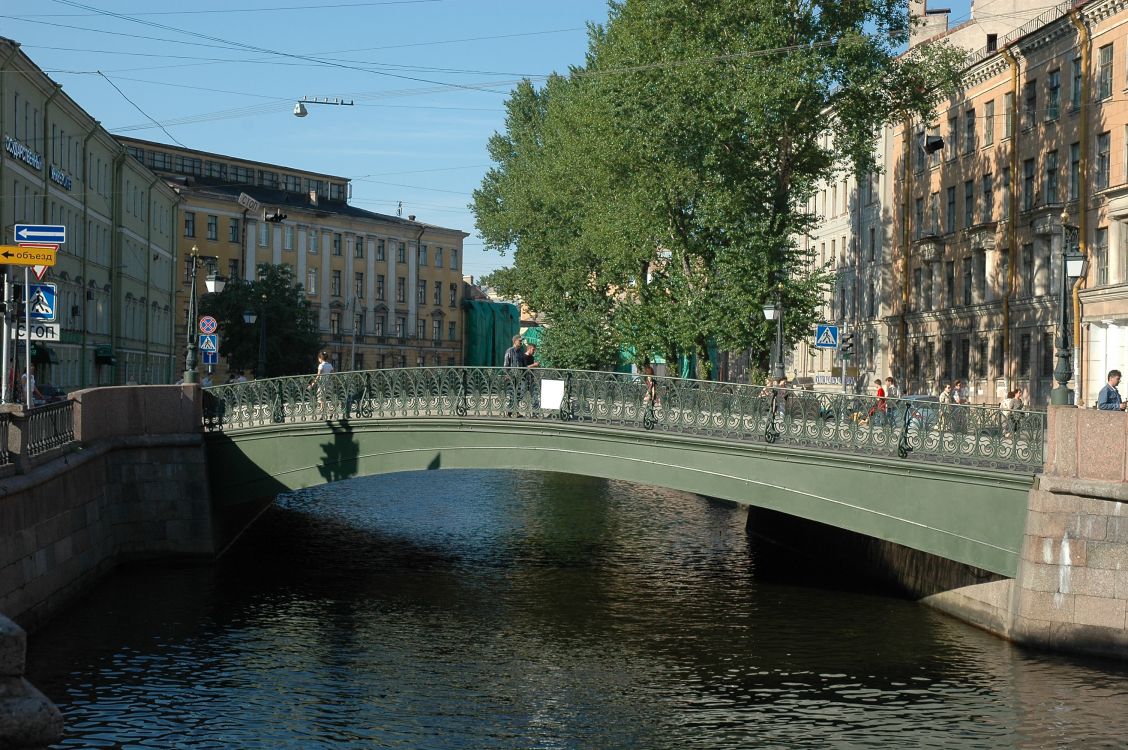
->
[183, 246, 225, 385]
[242, 293, 268, 379]
[1050, 210, 1087, 406]
[762, 297, 785, 381]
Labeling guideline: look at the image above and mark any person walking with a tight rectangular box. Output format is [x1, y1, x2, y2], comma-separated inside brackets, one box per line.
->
[503, 335, 526, 415]
[309, 350, 334, 415]
[1097, 369, 1126, 411]
[867, 378, 887, 424]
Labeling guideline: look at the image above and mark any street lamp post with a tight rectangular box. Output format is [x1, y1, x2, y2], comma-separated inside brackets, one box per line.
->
[762, 297, 785, 381]
[1050, 210, 1087, 406]
[242, 293, 268, 379]
[183, 246, 225, 385]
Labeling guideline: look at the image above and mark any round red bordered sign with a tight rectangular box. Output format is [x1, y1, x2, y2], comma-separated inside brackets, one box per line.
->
[198, 315, 218, 334]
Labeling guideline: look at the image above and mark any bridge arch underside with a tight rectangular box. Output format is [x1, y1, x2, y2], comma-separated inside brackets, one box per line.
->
[205, 419, 1035, 577]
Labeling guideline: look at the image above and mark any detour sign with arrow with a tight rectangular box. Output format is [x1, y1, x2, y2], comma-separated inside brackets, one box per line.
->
[0, 245, 56, 267]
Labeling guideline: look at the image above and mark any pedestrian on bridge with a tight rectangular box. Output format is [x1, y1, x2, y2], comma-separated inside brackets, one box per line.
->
[1097, 369, 1126, 411]
[504, 335, 526, 416]
[309, 351, 334, 416]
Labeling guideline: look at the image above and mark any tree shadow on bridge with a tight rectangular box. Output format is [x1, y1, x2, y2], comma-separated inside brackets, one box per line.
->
[317, 420, 361, 483]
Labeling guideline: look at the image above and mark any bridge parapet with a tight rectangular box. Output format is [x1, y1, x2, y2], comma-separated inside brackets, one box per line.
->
[203, 367, 1046, 472]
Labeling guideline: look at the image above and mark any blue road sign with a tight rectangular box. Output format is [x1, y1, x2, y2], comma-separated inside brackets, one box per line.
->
[202, 350, 219, 366]
[815, 324, 840, 349]
[199, 333, 218, 353]
[27, 283, 57, 322]
[14, 224, 66, 244]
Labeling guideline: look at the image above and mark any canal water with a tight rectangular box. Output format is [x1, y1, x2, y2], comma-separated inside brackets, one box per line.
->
[27, 470, 1128, 749]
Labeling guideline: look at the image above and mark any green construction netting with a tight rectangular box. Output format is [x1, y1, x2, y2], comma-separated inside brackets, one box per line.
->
[462, 299, 520, 366]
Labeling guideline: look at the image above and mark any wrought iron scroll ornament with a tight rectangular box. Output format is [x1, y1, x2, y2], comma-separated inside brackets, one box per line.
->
[201, 368, 1045, 472]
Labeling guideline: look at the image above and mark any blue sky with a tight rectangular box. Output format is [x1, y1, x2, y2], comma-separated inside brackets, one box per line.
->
[2, 1, 975, 280]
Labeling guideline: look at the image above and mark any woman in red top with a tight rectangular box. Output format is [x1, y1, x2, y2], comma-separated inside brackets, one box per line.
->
[868, 378, 886, 421]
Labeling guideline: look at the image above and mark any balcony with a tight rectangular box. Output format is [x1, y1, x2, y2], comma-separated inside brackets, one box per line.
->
[913, 234, 944, 262]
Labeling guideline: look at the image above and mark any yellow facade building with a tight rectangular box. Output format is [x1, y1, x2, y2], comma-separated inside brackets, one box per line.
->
[117, 137, 468, 380]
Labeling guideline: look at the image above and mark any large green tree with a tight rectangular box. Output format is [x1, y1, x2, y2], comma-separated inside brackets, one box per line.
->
[200, 263, 321, 377]
[472, 0, 963, 375]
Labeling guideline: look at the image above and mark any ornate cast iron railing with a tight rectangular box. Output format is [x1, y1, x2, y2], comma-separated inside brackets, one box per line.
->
[202, 367, 1046, 472]
[14, 400, 75, 457]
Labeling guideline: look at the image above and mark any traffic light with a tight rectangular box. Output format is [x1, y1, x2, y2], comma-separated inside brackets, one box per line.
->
[264, 208, 287, 223]
[841, 332, 855, 359]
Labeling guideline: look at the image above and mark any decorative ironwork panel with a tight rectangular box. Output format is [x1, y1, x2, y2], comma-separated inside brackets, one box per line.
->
[202, 368, 1046, 473]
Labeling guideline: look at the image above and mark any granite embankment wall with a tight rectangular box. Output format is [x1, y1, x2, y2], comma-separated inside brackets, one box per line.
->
[0, 385, 214, 748]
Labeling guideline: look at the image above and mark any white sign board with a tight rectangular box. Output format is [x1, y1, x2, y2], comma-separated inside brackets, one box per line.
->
[15, 322, 60, 341]
[237, 192, 262, 213]
[540, 379, 565, 411]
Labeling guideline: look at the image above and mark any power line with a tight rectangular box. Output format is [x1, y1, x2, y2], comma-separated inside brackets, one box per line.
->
[14, 0, 446, 16]
[96, 71, 187, 148]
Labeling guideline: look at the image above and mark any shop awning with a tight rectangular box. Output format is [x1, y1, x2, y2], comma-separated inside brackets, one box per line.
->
[95, 345, 117, 366]
[30, 344, 58, 364]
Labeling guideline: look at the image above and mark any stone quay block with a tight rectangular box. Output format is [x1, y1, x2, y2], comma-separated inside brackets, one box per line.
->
[1086, 541, 1128, 570]
[1073, 595, 1127, 629]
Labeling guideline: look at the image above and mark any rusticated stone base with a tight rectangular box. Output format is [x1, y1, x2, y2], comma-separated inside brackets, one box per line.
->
[0, 615, 62, 749]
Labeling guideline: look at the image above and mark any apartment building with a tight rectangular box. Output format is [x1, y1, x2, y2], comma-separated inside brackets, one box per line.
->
[890, 0, 1128, 406]
[117, 137, 468, 378]
[1, 37, 180, 393]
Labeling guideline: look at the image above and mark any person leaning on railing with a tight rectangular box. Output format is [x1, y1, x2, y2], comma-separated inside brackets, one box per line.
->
[1096, 369, 1126, 411]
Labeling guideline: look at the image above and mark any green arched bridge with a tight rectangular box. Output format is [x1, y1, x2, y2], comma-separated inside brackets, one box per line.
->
[203, 368, 1045, 577]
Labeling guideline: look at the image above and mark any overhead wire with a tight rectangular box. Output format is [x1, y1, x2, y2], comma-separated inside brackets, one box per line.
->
[13, 0, 446, 16]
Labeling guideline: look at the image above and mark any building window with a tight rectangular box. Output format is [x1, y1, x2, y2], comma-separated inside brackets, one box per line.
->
[417, 245, 428, 266]
[942, 338, 953, 380]
[355, 272, 365, 298]
[284, 225, 294, 251]
[206, 215, 218, 240]
[945, 260, 955, 307]
[928, 192, 939, 234]
[1044, 150, 1058, 205]
[947, 114, 958, 160]
[355, 239, 365, 259]
[1001, 166, 1011, 220]
[981, 173, 993, 224]
[964, 108, 975, 153]
[984, 100, 994, 145]
[1097, 132, 1111, 190]
[332, 233, 342, 256]
[1022, 80, 1037, 131]
[1021, 244, 1035, 296]
[1096, 226, 1109, 285]
[1047, 69, 1061, 121]
[448, 321, 457, 340]
[184, 212, 196, 237]
[432, 319, 441, 341]
[376, 239, 385, 261]
[1004, 92, 1014, 138]
[376, 274, 385, 301]
[914, 197, 924, 239]
[416, 279, 426, 304]
[417, 319, 426, 339]
[946, 186, 956, 233]
[374, 315, 384, 336]
[435, 247, 443, 267]
[1071, 56, 1082, 111]
[307, 267, 318, 296]
[228, 218, 240, 243]
[259, 222, 268, 247]
[396, 277, 405, 303]
[1019, 332, 1031, 377]
[283, 174, 301, 193]
[964, 180, 974, 228]
[1022, 158, 1035, 211]
[1099, 44, 1114, 100]
[397, 242, 406, 263]
[331, 270, 341, 297]
[976, 337, 988, 378]
[433, 281, 442, 306]
[1042, 332, 1055, 377]
[962, 256, 972, 306]
[449, 282, 457, 307]
[1070, 142, 1080, 201]
[259, 170, 278, 189]
[395, 316, 405, 338]
[228, 259, 239, 281]
[330, 311, 341, 335]
[450, 248, 458, 270]
[975, 251, 986, 301]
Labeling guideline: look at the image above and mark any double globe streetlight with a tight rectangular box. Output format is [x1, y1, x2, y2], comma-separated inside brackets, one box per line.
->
[1050, 210, 1088, 406]
[183, 245, 225, 385]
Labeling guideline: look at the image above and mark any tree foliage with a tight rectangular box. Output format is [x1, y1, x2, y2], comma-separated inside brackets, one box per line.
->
[200, 263, 321, 378]
[472, 0, 964, 375]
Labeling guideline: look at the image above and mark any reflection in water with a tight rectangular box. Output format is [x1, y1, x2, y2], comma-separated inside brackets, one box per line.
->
[27, 470, 1128, 749]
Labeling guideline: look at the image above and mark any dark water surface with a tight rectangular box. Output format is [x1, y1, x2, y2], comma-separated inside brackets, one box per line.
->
[27, 470, 1128, 749]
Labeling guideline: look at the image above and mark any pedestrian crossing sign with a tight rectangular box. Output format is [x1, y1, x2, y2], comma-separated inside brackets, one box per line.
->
[199, 333, 218, 353]
[815, 324, 839, 349]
